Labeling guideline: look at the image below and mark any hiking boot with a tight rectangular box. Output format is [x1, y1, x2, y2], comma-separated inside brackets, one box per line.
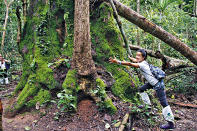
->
[160, 121, 175, 130]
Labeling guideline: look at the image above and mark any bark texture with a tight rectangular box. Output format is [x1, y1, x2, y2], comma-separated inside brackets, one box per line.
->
[72, 0, 96, 76]
[103, 0, 197, 66]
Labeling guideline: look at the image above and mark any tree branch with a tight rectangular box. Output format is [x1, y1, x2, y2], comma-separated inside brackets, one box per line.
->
[108, 0, 133, 57]
[129, 44, 189, 70]
[16, 6, 22, 55]
[102, 0, 197, 66]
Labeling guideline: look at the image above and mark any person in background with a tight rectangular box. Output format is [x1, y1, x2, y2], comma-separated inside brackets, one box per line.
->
[0, 54, 10, 84]
[109, 49, 175, 130]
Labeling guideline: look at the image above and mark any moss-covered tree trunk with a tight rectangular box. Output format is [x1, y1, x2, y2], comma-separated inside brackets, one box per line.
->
[5, 0, 137, 117]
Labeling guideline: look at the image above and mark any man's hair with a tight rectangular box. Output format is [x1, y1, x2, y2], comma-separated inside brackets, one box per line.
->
[137, 49, 147, 60]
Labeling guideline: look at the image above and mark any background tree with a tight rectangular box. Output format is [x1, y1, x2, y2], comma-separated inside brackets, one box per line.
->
[1, 0, 14, 52]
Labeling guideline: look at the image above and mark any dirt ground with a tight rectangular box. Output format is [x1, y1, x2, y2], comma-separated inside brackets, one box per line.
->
[1, 80, 197, 131]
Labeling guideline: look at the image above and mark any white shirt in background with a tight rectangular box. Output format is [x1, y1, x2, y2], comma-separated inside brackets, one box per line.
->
[0, 61, 6, 70]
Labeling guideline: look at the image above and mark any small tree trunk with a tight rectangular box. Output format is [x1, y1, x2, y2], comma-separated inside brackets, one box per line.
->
[194, 0, 197, 16]
[136, 0, 140, 46]
[22, 0, 27, 23]
[16, 6, 22, 55]
[1, 0, 14, 52]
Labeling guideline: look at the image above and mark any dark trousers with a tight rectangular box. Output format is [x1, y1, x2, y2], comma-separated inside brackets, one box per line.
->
[139, 83, 168, 107]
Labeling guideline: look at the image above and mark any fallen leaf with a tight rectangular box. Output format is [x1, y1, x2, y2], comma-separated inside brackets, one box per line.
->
[24, 126, 31, 131]
[171, 95, 175, 99]
[36, 102, 40, 110]
[105, 123, 110, 129]
[113, 121, 121, 127]
[7, 119, 13, 123]
[33, 120, 38, 123]
[104, 114, 111, 122]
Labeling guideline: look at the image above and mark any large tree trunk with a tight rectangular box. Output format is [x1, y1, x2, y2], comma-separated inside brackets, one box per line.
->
[72, 0, 96, 76]
[103, 0, 197, 66]
[5, 0, 137, 117]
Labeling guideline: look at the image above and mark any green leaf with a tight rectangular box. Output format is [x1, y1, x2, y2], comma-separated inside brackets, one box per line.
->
[48, 63, 53, 67]
[57, 93, 63, 98]
[70, 103, 76, 109]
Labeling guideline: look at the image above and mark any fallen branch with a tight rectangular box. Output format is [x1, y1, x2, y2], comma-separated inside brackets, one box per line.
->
[119, 112, 130, 131]
[171, 102, 197, 108]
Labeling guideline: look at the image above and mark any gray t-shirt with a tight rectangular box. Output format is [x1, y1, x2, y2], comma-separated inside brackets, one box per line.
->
[138, 61, 158, 86]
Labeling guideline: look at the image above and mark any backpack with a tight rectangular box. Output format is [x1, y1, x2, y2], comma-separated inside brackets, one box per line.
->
[148, 64, 165, 80]
[5, 62, 10, 70]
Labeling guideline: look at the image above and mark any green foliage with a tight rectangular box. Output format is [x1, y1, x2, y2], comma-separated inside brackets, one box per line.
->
[120, 0, 197, 60]
[62, 69, 77, 90]
[90, 2, 138, 104]
[166, 67, 197, 94]
[181, 0, 196, 14]
[26, 89, 51, 108]
[90, 2, 125, 63]
[93, 78, 117, 114]
[57, 89, 77, 112]
[59, 69, 77, 112]
[62, 0, 74, 57]
[15, 74, 40, 110]
[48, 58, 70, 69]
[0, 0, 22, 68]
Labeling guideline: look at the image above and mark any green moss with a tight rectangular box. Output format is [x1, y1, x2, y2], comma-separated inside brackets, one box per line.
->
[59, 69, 78, 112]
[62, 69, 77, 90]
[27, 89, 51, 108]
[90, 2, 125, 63]
[96, 78, 117, 114]
[62, 0, 74, 57]
[103, 98, 117, 114]
[15, 74, 40, 110]
[36, 66, 57, 90]
[14, 69, 30, 94]
[91, 3, 137, 102]
[96, 78, 106, 88]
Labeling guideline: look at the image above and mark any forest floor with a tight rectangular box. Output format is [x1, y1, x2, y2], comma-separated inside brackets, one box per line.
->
[1, 80, 197, 131]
